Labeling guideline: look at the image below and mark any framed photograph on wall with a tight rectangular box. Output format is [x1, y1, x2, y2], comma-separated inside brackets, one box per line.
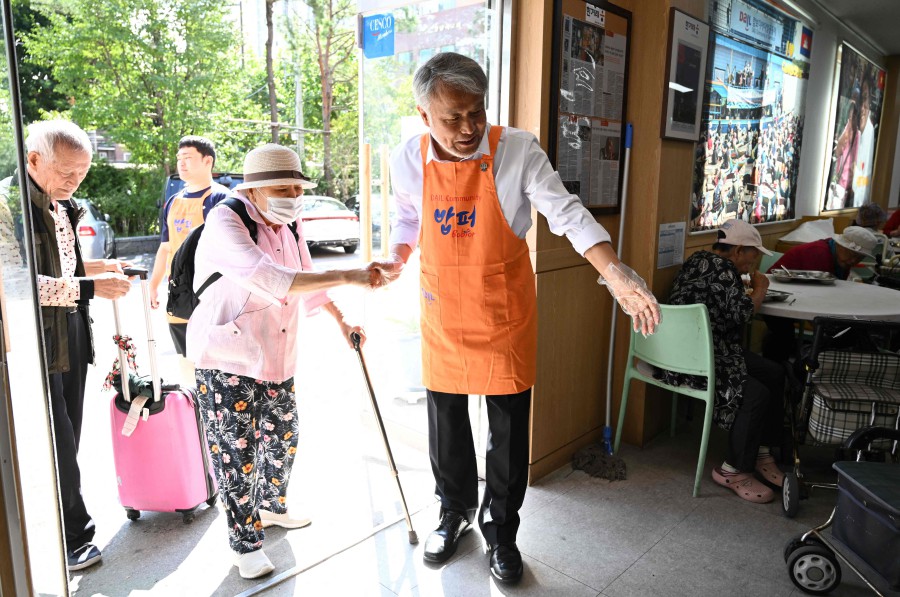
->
[688, 0, 812, 232]
[548, 0, 632, 213]
[822, 43, 886, 212]
[661, 8, 710, 141]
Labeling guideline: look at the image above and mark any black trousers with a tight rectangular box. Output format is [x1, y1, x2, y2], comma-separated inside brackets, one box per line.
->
[169, 322, 187, 357]
[727, 350, 785, 472]
[48, 310, 95, 552]
[762, 315, 798, 362]
[426, 388, 531, 546]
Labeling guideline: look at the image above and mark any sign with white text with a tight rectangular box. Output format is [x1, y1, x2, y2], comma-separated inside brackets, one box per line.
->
[362, 13, 394, 59]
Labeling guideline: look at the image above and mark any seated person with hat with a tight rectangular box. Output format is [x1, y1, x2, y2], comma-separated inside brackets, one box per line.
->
[763, 226, 878, 361]
[767, 226, 877, 281]
[661, 219, 785, 503]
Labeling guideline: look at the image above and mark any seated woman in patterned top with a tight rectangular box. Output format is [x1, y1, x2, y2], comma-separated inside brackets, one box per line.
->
[659, 219, 785, 503]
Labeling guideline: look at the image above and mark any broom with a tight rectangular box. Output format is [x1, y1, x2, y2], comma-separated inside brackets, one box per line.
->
[573, 123, 633, 481]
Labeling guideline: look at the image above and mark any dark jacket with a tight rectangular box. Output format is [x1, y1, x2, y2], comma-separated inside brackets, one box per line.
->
[661, 250, 755, 430]
[28, 175, 94, 373]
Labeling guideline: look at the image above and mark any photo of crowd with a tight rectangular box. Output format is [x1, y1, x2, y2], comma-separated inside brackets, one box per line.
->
[690, 34, 808, 231]
[823, 44, 885, 211]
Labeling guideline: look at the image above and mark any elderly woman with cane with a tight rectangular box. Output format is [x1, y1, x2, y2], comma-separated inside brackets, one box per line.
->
[187, 143, 386, 579]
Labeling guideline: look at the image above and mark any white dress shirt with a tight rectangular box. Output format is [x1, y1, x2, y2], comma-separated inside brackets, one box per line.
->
[389, 124, 611, 256]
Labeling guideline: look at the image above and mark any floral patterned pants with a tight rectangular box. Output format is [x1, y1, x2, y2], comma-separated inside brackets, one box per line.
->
[196, 369, 299, 554]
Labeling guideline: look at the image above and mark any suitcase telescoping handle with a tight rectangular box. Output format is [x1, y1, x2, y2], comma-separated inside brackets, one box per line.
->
[111, 266, 160, 403]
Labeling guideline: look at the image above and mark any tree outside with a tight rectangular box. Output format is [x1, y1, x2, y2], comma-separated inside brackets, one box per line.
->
[284, 0, 358, 201]
[10, 0, 494, 237]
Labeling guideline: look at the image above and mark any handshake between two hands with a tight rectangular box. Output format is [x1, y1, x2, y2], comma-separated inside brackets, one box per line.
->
[361, 254, 405, 289]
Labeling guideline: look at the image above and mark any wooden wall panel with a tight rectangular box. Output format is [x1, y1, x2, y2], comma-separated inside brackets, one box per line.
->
[531, 264, 610, 472]
[512, 0, 715, 482]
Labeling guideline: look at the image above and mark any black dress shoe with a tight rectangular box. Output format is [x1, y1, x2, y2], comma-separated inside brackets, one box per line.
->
[489, 543, 523, 583]
[423, 510, 471, 563]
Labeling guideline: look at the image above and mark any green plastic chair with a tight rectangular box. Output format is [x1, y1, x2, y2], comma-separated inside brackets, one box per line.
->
[614, 304, 715, 497]
[759, 250, 783, 273]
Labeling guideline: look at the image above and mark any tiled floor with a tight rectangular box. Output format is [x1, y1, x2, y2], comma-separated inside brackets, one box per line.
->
[58, 286, 893, 596]
[67, 400, 893, 597]
[243, 420, 887, 597]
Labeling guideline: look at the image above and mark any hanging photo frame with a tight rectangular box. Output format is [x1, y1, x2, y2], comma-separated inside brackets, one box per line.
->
[549, 0, 632, 213]
[821, 43, 886, 212]
[661, 8, 710, 142]
[688, 0, 812, 232]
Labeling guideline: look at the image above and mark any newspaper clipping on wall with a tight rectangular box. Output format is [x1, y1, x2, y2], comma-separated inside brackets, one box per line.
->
[555, 2, 630, 209]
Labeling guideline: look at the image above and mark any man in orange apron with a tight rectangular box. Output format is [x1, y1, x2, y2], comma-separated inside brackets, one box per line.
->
[383, 53, 660, 584]
[149, 136, 231, 359]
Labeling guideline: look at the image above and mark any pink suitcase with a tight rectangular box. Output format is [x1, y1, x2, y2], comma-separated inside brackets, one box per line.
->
[108, 267, 217, 523]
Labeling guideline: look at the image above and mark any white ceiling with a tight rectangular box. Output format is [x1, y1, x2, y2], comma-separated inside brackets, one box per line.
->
[812, 0, 900, 55]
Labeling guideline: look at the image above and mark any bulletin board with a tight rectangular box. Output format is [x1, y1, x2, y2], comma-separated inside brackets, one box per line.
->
[549, 0, 632, 213]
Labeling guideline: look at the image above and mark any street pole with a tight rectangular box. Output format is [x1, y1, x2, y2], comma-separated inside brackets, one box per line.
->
[380, 145, 390, 258]
[295, 73, 304, 162]
[361, 143, 372, 262]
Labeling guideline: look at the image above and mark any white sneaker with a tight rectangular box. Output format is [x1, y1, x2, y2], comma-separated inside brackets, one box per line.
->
[234, 549, 275, 579]
[259, 509, 311, 529]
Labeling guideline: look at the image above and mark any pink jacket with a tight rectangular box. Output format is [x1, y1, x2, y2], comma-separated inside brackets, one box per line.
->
[186, 195, 331, 382]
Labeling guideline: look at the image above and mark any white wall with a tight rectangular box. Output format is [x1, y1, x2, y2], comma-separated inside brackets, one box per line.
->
[787, 0, 891, 217]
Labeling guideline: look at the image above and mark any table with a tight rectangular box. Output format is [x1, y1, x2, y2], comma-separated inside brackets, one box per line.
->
[758, 275, 900, 322]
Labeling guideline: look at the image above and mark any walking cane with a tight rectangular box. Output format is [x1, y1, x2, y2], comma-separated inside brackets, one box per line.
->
[350, 332, 418, 544]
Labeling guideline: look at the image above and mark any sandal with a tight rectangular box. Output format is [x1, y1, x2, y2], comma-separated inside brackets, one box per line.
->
[712, 467, 775, 503]
[755, 455, 784, 488]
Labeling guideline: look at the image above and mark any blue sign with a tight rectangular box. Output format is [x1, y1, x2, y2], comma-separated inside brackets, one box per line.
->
[362, 13, 394, 59]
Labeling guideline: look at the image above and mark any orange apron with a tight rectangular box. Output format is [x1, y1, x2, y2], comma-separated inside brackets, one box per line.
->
[418, 126, 537, 395]
[165, 188, 211, 324]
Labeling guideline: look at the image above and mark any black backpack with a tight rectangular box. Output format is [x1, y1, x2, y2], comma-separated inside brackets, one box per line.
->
[166, 197, 298, 320]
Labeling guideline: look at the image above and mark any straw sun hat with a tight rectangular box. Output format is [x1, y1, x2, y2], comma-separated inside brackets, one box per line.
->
[233, 143, 316, 191]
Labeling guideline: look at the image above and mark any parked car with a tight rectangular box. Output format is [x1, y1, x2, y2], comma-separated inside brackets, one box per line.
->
[351, 194, 395, 246]
[161, 173, 244, 206]
[75, 198, 117, 259]
[300, 195, 360, 253]
[0, 176, 116, 259]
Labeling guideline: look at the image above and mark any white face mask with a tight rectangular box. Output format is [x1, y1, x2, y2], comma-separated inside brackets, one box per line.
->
[255, 193, 303, 225]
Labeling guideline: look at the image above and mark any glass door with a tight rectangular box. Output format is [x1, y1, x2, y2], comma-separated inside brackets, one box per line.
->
[356, 0, 509, 466]
[0, 0, 66, 591]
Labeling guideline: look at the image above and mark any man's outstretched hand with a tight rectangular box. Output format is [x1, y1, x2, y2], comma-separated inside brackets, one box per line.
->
[599, 263, 661, 336]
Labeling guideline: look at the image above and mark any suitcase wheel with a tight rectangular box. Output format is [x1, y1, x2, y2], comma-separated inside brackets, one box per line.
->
[206, 492, 218, 508]
[182, 511, 195, 524]
[125, 508, 140, 521]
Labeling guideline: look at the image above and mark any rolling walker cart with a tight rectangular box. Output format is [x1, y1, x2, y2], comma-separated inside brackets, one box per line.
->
[785, 426, 900, 596]
[782, 317, 900, 518]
